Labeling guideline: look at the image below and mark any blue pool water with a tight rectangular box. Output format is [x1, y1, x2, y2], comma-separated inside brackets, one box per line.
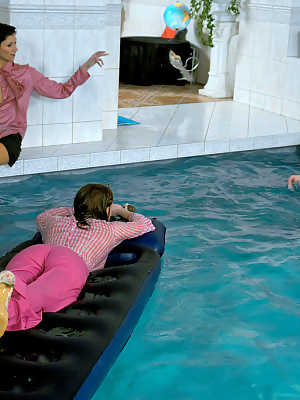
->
[1, 147, 300, 400]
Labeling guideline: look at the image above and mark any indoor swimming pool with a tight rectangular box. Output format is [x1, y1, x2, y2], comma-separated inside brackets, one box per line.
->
[1, 146, 300, 400]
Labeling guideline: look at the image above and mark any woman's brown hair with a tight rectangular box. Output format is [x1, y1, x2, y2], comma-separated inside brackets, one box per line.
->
[0, 23, 16, 45]
[73, 183, 113, 229]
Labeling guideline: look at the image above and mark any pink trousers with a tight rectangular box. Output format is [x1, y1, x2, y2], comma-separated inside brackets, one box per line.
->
[5, 244, 89, 331]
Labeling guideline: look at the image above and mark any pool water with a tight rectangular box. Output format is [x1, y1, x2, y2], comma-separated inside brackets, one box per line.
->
[1, 147, 300, 400]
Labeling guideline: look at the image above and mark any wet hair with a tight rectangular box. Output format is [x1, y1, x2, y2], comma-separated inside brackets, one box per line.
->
[73, 183, 113, 229]
[0, 23, 16, 45]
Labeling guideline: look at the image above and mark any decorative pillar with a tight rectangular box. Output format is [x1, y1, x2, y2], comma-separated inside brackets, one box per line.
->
[198, 0, 238, 98]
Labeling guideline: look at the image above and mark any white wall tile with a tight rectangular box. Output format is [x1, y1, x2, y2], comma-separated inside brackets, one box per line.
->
[103, 68, 119, 111]
[49, 0, 76, 5]
[234, 56, 252, 90]
[10, 11, 44, 30]
[74, 29, 106, 76]
[270, 23, 289, 61]
[73, 75, 103, 122]
[265, 61, 287, 97]
[15, 29, 44, 73]
[274, 3, 292, 21]
[287, 117, 300, 132]
[58, 154, 90, 171]
[75, 0, 106, 5]
[105, 26, 121, 69]
[282, 99, 300, 120]
[234, 88, 251, 104]
[250, 92, 266, 110]
[120, 148, 150, 164]
[229, 137, 254, 152]
[43, 123, 73, 146]
[23, 157, 58, 175]
[233, 6, 296, 121]
[283, 60, 300, 102]
[20, 0, 43, 4]
[178, 142, 205, 158]
[43, 85, 73, 124]
[287, 24, 300, 57]
[277, 132, 300, 146]
[0, 160, 23, 178]
[205, 139, 229, 155]
[90, 150, 121, 167]
[27, 92, 43, 126]
[44, 30, 74, 77]
[236, 20, 254, 56]
[22, 125, 43, 148]
[73, 121, 103, 143]
[252, 22, 272, 58]
[44, 12, 75, 30]
[150, 145, 177, 161]
[252, 133, 288, 150]
[103, 110, 118, 129]
[252, 59, 286, 98]
[264, 95, 282, 115]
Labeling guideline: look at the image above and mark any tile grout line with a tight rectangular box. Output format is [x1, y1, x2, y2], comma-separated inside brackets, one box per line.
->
[284, 116, 288, 135]
[155, 104, 180, 147]
[203, 102, 217, 153]
[246, 103, 251, 138]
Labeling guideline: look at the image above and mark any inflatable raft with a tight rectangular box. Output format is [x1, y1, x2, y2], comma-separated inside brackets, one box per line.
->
[0, 218, 166, 400]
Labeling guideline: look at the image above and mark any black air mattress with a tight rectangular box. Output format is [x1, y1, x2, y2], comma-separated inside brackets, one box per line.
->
[0, 218, 166, 400]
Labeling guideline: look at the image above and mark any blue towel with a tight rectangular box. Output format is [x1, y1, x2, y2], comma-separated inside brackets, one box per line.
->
[118, 116, 140, 126]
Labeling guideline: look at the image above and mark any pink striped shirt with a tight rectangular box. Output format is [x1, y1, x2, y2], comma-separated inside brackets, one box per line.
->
[0, 62, 90, 140]
[36, 207, 155, 272]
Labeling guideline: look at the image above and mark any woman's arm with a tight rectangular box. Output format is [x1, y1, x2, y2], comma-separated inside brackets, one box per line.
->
[36, 207, 73, 232]
[30, 51, 108, 99]
[30, 66, 90, 99]
[288, 175, 300, 190]
[80, 51, 109, 73]
[111, 212, 155, 244]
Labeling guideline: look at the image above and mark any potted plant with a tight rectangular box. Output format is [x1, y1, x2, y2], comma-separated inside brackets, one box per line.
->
[190, 0, 241, 47]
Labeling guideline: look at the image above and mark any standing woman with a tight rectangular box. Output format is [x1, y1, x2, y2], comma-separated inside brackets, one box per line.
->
[0, 23, 108, 167]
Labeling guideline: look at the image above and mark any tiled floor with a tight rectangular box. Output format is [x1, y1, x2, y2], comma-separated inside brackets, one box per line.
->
[118, 83, 231, 108]
[1, 100, 300, 178]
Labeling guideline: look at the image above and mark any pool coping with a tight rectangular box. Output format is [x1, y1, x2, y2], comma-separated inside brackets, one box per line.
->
[1, 100, 300, 178]
[1, 131, 300, 178]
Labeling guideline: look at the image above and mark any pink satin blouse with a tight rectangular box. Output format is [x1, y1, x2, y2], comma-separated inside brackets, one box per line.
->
[0, 62, 90, 140]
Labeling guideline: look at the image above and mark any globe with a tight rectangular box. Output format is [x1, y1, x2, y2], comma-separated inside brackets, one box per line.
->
[163, 2, 191, 31]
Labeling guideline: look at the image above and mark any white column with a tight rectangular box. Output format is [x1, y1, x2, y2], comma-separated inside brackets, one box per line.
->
[198, 1, 238, 98]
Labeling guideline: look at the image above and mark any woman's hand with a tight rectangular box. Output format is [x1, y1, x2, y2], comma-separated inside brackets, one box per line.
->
[81, 51, 109, 73]
[110, 203, 133, 221]
[110, 203, 124, 217]
[288, 175, 300, 190]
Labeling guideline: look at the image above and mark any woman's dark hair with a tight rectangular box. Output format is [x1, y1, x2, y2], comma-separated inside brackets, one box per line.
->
[0, 24, 16, 45]
[73, 183, 113, 229]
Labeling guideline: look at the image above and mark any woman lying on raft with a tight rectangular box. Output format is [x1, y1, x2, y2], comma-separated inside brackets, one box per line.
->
[0, 183, 155, 337]
[0, 23, 108, 167]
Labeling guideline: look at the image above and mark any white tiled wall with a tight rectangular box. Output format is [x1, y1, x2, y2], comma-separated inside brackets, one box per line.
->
[2, 0, 121, 148]
[234, 0, 300, 120]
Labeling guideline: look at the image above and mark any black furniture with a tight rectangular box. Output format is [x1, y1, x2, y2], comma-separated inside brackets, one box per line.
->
[120, 36, 193, 86]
